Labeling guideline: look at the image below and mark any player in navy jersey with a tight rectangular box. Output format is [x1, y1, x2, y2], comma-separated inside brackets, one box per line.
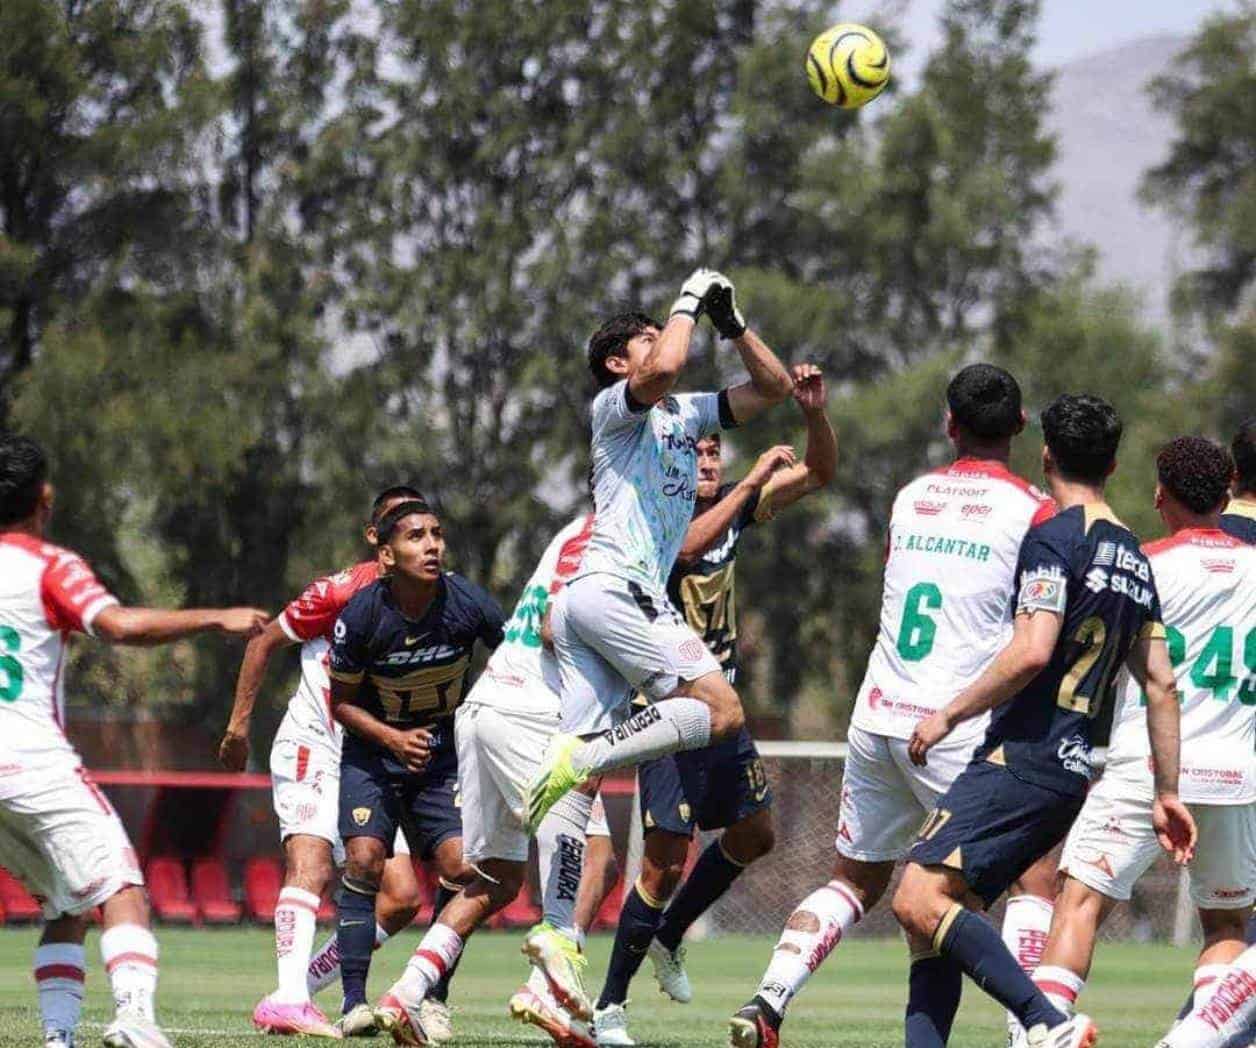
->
[327, 499, 505, 1036]
[891, 394, 1194, 1048]
[1221, 418, 1256, 544]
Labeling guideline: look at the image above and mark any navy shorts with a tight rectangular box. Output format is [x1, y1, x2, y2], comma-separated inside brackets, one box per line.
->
[339, 735, 462, 861]
[908, 759, 1083, 907]
[638, 727, 771, 836]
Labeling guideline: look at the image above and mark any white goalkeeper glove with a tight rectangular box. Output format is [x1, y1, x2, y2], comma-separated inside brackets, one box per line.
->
[669, 268, 721, 321]
[703, 272, 746, 340]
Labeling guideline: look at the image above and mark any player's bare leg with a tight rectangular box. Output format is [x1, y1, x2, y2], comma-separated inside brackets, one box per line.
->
[37, 914, 90, 1048]
[574, 832, 620, 942]
[415, 836, 474, 1042]
[1003, 853, 1061, 1044]
[97, 885, 170, 1048]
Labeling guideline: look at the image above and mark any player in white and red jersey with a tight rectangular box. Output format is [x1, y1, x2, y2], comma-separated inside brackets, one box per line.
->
[1029, 437, 1253, 1042]
[0, 434, 268, 1048]
[219, 485, 465, 1040]
[731, 365, 1060, 1048]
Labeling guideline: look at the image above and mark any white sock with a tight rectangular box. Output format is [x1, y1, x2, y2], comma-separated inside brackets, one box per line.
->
[1031, 965, 1084, 1017]
[1194, 964, 1231, 1008]
[308, 922, 390, 995]
[401, 924, 464, 1000]
[1164, 947, 1256, 1048]
[274, 887, 319, 1003]
[100, 924, 159, 1022]
[1004, 894, 1054, 1038]
[573, 699, 711, 775]
[755, 879, 863, 1017]
[35, 943, 85, 1035]
[527, 963, 550, 997]
[538, 789, 594, 939]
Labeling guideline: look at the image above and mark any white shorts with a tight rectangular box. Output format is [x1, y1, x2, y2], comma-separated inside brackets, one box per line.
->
[1062, 775, 1256, 909]
[457, 702, 557, 864]
[835, 724, 981, 862]
[588, 792, 611, 838]
[553, 573, 722, 735]
[0, 763, 143, 919]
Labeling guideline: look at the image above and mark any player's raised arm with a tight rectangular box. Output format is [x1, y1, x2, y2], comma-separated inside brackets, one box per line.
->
[219, 617, 295, 771]
[702, 275, 792, 424]
[92, 604, 269, 645]
[754, 365, 838, 515]
[626, 270, 722, 407]
[676, 444, 796, 564]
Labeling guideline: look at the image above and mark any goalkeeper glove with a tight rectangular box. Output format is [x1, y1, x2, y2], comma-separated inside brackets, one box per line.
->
[703, 274, 747, 339]
[669, 268, 720, 321]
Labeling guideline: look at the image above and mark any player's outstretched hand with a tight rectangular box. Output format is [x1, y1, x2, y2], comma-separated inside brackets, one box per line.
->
[1153, 794, 1197, 865]
[703, 273, 747, 340]
[669, 268, 720, 321]
[745, 445, 796, 488]
[217, 608, 271, 637]
[391, 728, 434, 773]
[908, 711, 952, 766]
[792, 364, 826, 413]
[218, 730, 249, 772]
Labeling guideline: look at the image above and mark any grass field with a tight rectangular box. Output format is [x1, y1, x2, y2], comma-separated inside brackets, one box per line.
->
[0, 928, 1191, 1047]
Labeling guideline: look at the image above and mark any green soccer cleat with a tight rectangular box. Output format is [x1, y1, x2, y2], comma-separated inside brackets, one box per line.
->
[524, 734, 589, 834]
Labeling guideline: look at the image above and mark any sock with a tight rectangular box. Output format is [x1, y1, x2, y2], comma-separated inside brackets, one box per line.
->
[35, 943, 85, 1035]
[402, 924, 464, 1000]
[1003, 895, 1054, 1041]
[100, 924, 159, 1022]
[573, 700, 711, 776]
[1164, 948, 1256, 1048]
[597, 880, 667, 1009]
[754, 879, 863, 1017]
[1032, 965, 1084, 1017]
[336, 876, 378, 1011]
[937, 906, 1063, 1032]
[1195, 964, 1232, 1008]
[906, 952, 963, 1048]
[538, 789, 595, 940]
[656, 840, 744, 951]
[307, 923, 390, 996]
[429, 880, 463, 1003]
[273, 887, 319, 1003]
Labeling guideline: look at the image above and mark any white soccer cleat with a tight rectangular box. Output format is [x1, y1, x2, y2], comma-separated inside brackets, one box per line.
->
[647, 939, 692, 1003]
[44, 1030, 74, 1048]
[417, 998, 454, 1044]
[523, 923, 594, 1021]
[374, 989, 429, 1046]
[101, 1015, 172, 1048]
[509, 984, 597, 1048]
[593, 1002, 636, 1046]
[1026, 1014, 1098, 1048]
[337, 1002, 379, 1037]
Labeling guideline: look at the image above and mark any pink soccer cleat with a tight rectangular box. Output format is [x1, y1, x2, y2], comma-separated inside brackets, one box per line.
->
[509, 984, 596, 1048]
[251, 995, 342, 1038]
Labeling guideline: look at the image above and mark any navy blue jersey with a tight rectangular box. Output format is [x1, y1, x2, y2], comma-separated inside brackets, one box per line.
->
[329, 573, 505, 741]
[976, 504, 1164, 795]
[1220, 498, 1256, 544]
[666, 483, 763, 675]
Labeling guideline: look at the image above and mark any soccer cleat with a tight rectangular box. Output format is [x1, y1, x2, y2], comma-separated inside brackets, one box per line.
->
[524, 735, 589, 834]
[417, 998, 454, 1044]
[100, 1015, 173, 1048]
[336, 1002, 378, 1037]
[727, 998, 781, 1048]
[374, 991, 429, 1046]
[1026, 1015, 1099, 1048]
[523, 923, 593, 1021]
[251, 995, 342, 1038]
[509, 985, 597, 1048]
[647, 939, 692, 1003]
[44, 1030, 74, 1048]
[593, 1002, 635, 1047]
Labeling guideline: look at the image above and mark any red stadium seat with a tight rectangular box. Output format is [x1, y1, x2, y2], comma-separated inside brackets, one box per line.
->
[190, 858, 242, 925]
[592, 876, 625, 930]
[0, 868, 42, 923]
[145, 858, 198, 924]
[244, 856, 283, 924]
[492, 885, 541, 929]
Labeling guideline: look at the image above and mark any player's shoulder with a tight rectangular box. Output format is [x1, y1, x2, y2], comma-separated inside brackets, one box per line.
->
[442, 571, 501, 618]
[1143, 527, 1249, 561]
[306, 560, 377, 604]
[337, 576, 390, 625]
[0, 532, 83, 571]
[899, 459, 1053, 519]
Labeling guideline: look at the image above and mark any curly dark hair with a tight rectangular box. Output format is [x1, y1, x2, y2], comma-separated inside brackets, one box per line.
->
[1232, 418, 1256, 496]
[947, 364, 1023, 440]
[0, 433, 48, 526]
[587, 311, 661, 390]
[1157, 436, 1233, 515]
[1041, 394, 1123, 484]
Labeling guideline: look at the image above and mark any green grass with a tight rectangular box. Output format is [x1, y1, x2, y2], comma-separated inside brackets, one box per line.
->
[0, 927, 1192, 1047]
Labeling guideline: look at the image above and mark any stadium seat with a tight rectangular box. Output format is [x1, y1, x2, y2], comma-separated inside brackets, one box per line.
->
[0, 867, 43, 923]
[592, 876, 625, 930]
[145, 857, 198, 924]
[492, 885, 541, 929]
[190, 858, 242, 925]
[244, 856, 283, 924]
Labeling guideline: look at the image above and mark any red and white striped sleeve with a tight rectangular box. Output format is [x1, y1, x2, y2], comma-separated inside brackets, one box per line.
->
[549, 514, 596, 595]
[278, 577, 342, 643]
[41, 549, 120, 636]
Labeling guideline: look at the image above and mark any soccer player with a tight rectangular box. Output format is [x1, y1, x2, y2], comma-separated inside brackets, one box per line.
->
[891, 393, 1193, 1048]
[1026, 437, 1253, 1030]
[324, 499, 505, 1045]
[0, 433, 268, 1048]
[219, 486, 450, 1039]
[523, 268, 793, 834]
[1221, 418, 1256, 544]
[592, 363, 837, 1046]
[728, 363, 1058, 1048]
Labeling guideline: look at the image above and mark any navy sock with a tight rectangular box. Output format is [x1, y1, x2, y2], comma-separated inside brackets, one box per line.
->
[906, 953, 963, 1048]
[939, 907, 1064, 1031]
[336, 877, 378, 1012]
[656, 842, 743, 952]
[430, 880, 462, 1003]
[597, 883, 665, 1009]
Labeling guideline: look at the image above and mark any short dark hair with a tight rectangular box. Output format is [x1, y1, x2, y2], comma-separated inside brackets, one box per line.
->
[946, 364, 1023, 440]
[371, 485, 425, 524]
[375, 499, 437, 544]
[587, 311, 661, 390]
[1232, 418, 1256, 495]
[1157, 436, 1233, 515]
[1041, 393, 1123, 484]
[0, 434, 48, 526]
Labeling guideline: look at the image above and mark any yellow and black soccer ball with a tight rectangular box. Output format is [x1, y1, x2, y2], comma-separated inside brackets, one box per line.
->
[805, 23, 890, 109]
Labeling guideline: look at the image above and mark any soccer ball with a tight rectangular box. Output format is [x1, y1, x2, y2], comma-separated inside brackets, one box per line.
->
[805, 23, 890, 109]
